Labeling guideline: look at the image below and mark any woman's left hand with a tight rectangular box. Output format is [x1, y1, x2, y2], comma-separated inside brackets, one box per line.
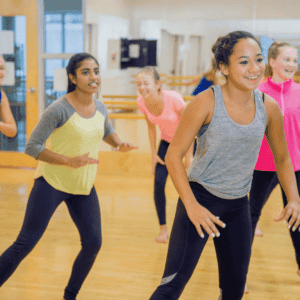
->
[274, 198, 300, 231]
[116, 142, 138, 152]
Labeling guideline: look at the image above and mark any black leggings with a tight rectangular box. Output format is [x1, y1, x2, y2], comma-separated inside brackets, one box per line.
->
[150, 182, 252, 300]
[154, 140, 197, 225]
[0, 176, 102, 300]
[250, 170, 300, 268]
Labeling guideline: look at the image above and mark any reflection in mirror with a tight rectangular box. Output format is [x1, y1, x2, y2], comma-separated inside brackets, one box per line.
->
[0, 16, 26, 152]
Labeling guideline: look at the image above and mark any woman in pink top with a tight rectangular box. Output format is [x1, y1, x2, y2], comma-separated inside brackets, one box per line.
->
[136, 68, 194, 243]
[247, 42, 300, 293]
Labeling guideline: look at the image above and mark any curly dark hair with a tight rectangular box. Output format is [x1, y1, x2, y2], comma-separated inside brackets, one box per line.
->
[66, 53, 100, 93]
[212, 31, 262, 70]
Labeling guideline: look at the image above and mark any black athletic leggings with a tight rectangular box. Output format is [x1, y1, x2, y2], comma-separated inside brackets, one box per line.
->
[150, 182, 251, 300]
[0, 176, 102, 300]
[154, 140, 197, 225]
[250, 170, 300, 268]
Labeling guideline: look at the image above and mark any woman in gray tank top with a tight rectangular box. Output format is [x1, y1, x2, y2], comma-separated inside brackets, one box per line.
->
[149, 31, 300, 300]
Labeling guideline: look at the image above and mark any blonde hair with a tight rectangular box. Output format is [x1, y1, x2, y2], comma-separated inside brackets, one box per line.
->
[265, 42, 295, 78]
[138, 67, 161, 91]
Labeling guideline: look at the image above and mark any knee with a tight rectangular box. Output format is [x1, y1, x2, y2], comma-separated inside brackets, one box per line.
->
[13, 232, 40, 254]
[82, 235, 102, 254]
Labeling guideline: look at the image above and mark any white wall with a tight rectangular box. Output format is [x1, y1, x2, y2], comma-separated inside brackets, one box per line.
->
[130, 0, 300, 74]
[87, 0, 132, 20]
[84, 0, 300, 153]
[86, 2, 136, 97]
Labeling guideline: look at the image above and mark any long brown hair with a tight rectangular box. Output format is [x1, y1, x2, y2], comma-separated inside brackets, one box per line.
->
[264, 42, 294, 78]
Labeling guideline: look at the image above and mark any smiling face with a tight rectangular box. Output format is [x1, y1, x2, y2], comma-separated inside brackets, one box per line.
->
[136, 72, 161, 100]
[270, 47, 298, 83]
[0, 56, 5, 85]
[220, 38, 265, 91]
[69, 59, 101, 93]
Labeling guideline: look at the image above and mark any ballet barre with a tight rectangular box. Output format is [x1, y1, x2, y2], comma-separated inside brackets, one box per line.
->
[108, 113, 145, 119]
[102, 95, 194, 102]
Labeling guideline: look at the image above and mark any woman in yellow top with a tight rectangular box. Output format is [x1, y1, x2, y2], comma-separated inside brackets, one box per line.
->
[0, 55, 17, 138]
[0, 53, 137, 300]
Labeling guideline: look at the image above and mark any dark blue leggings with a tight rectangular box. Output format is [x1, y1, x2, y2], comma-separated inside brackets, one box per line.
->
[150, 182, 251, 300]
[250, 170, 300, 268]
[0, 176, 102, 300]
[154, 140, 170, 225]
[154, 140, 197, 225]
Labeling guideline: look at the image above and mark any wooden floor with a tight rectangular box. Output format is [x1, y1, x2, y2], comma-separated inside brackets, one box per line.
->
[0, 167, 299, 300]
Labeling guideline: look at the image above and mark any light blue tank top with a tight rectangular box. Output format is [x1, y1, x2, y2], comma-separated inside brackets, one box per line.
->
[188, 85, 267, 199]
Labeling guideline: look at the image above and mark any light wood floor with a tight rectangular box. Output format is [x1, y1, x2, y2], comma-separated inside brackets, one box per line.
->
[0, 168, 299, 300]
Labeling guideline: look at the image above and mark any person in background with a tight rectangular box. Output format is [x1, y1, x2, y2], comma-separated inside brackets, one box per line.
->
[136, 67, 194, 243]
[184, 60, 222, 95]
[246, 41, 300, 294]
[0, 55, 17, 138]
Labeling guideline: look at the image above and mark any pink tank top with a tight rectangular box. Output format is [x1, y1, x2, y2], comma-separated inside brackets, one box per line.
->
[255, 78, 300, 171]
[137, 90, 186, 143]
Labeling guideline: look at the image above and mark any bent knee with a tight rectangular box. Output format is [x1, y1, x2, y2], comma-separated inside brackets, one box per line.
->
[82, 236, 102, 253]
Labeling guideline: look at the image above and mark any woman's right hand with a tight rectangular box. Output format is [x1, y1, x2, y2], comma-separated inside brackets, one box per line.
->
[186, 200, 226, 238]
[68, 152, 99, 168]
[152, 153, 165, 175]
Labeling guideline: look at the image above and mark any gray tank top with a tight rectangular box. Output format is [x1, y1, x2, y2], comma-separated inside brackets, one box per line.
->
[188, 85, 267, 199]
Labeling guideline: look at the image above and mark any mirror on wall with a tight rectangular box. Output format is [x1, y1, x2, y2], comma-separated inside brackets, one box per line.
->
[0, 16, 26, 152]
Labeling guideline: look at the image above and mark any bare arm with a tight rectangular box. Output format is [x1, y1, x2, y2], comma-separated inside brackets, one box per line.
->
[0, 91, 17, 137]
[264, 95, 300, 230]
[37, 149, 98, 168]
[145, 116, 158, 155]
[104, 132, 123, 148]
[165, 89, 225, 238]
[144, 116, 165, 174]
[36, 132, 138, 168]
[178, 107, 194, 170]
[184, 75, 203, 86]
[104, 132, 138, 152]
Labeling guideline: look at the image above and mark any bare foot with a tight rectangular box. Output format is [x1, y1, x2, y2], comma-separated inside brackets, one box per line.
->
[244, 283, 249, 294]
[297, 269, 300, 277]
[155, 225, 168, 243]
[255, 224, 263, 237]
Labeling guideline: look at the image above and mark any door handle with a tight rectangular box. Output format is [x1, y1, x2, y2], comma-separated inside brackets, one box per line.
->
[27, 87, 36, 94]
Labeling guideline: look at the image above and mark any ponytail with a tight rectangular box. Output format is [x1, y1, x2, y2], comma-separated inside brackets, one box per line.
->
[264, 63, 273, 78]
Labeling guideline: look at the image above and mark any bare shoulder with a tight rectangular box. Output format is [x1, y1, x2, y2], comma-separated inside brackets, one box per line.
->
[190, 88, 214, 108]
[263, 93, 282, 124]
[187, 88, 215, 125]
